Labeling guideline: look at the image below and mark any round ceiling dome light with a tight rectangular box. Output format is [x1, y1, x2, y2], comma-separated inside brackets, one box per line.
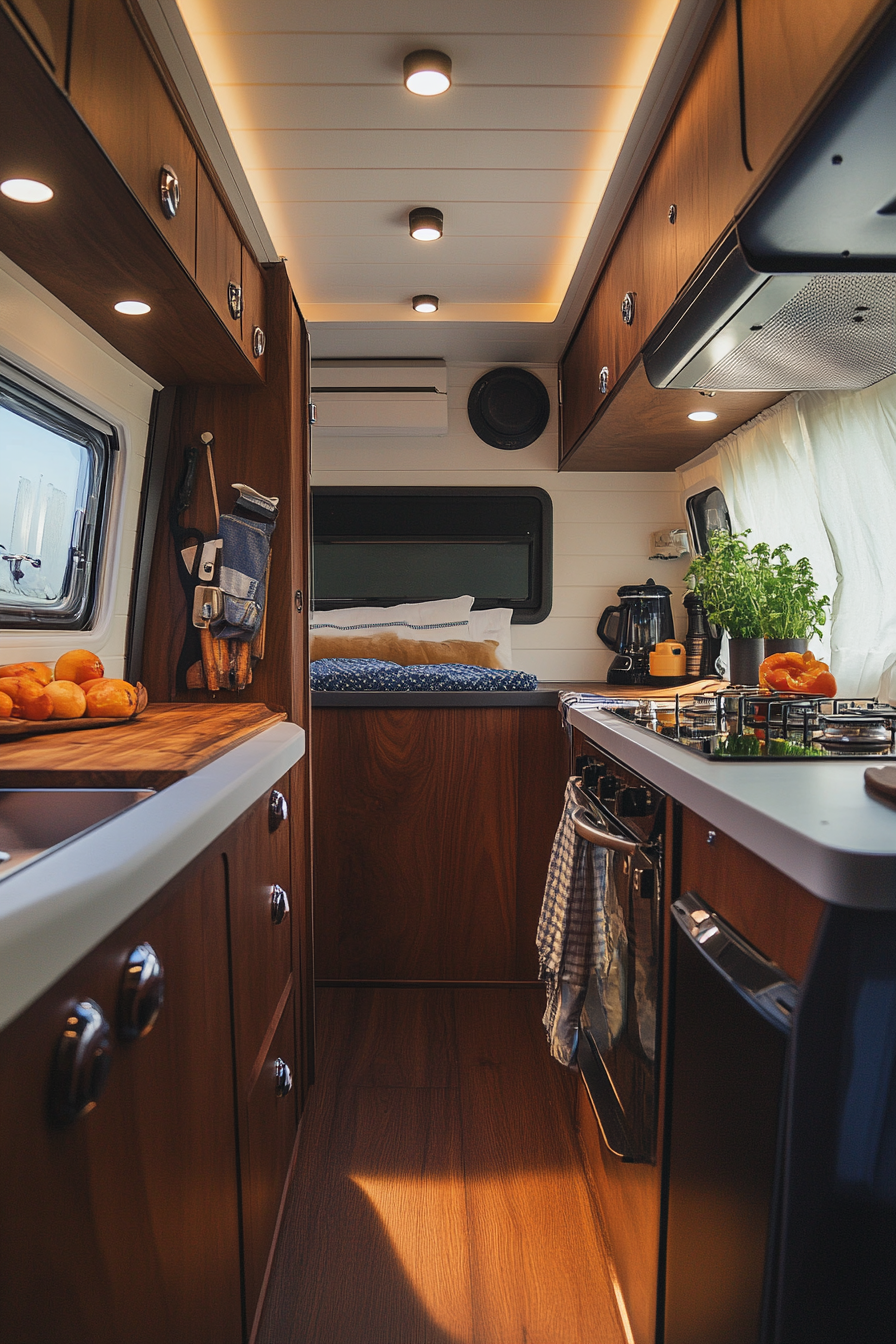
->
[409, 207, 443, 241]
[687, 410, 718, 422]
[412, 294, 439, 313]
[403, 49, 452, 96]
[1, 178, 53, 203]
[114, 300, 151, 315]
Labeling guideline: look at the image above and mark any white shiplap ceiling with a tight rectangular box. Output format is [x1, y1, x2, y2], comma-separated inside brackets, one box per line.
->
[158, 0, 716, 359]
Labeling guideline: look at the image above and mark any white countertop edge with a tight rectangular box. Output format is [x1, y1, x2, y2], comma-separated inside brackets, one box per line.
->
[0, 721, 305, 1031]
[569, 706, 896, 911]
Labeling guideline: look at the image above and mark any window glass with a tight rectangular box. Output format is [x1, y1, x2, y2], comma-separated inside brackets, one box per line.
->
[686, 486, 731, 554]
[0, 366, 113, 627]
[312, 488, 552, 622]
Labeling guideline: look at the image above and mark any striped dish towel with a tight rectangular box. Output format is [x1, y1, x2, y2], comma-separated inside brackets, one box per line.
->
[537, 777, 612, 1068]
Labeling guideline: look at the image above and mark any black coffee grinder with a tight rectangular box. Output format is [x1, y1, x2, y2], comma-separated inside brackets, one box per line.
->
[597, 579, 675, 684]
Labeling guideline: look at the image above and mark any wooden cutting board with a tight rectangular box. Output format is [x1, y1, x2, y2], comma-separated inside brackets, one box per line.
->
[0, 703, 287, 789]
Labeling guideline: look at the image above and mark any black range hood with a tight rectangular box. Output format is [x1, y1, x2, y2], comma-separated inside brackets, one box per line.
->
[644, 11, 896, 394]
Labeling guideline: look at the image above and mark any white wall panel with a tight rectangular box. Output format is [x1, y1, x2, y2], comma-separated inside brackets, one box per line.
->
[311, 362, 688, 682]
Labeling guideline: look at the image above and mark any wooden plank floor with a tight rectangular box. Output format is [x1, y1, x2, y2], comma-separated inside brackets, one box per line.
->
[258, 986, 627, 1344]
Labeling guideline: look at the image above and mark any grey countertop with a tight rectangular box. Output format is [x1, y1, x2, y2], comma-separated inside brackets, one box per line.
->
[0, 722, 305, 1031]
[568, 704, 896, 911]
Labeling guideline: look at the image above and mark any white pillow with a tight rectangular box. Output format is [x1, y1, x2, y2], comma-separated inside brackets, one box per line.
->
[310, 595, 474, 642]
[467, 608, 513, 669]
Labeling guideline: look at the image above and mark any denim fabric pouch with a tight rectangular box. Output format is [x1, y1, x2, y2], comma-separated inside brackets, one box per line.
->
[211, 512, 275, 640]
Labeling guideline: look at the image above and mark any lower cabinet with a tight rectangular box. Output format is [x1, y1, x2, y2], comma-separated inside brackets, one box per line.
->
[0, 776, 300, 1344]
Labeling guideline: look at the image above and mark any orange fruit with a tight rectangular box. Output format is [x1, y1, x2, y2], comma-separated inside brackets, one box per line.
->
[0, 676, 52, 721]
[44, 680, 87, 719]
[0, 691, 12, 719]
[54, 649, 105, 685]
[85, 680, 138, 719]
[0, 661, 52, 686]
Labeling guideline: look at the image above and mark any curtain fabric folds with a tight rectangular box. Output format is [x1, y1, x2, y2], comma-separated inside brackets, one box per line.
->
[709, 373, 896, 698]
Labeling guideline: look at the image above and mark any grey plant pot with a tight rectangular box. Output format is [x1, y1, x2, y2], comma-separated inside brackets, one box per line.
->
[727, 636, 765, 686]
[764, 637, 809, 658]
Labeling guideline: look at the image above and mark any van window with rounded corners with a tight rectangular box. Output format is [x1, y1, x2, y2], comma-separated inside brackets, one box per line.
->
[0, 365, 114, 628]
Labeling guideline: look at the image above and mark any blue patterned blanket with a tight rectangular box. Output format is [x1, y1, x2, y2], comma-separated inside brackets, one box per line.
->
[310, 658, 538, 692]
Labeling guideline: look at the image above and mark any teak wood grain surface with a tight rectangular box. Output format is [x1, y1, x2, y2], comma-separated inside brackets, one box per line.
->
[257, 987, 627, 1344]
[0, 702, 285, 788]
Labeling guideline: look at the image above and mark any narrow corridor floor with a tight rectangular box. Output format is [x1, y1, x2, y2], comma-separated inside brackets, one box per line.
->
[257, 986, 627, 1344]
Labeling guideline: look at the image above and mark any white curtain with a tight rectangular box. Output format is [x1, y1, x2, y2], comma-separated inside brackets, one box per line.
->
[712, 372, 896, 698]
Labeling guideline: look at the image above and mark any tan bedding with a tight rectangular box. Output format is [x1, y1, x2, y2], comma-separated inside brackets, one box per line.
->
[309, 631, 504, 669]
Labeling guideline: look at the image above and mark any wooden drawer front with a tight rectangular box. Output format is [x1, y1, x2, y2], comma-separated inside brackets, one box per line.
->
[229, 786, 292, 1085]
[243, 989, 298, 1327]
[69, 0, 197, 273]
[680, 808, 825, 982]
[241, 246, 267, 374]
[197, 166, 243, 334]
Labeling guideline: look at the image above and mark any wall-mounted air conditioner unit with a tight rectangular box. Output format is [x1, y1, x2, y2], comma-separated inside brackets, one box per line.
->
[310, 359, 448, 436]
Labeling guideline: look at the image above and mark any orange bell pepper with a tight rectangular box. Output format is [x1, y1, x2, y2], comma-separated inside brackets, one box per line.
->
[758, 649, 837, 696]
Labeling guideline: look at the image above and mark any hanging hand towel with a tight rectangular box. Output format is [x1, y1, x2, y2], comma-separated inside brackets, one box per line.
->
[537, 778, 615, 1068]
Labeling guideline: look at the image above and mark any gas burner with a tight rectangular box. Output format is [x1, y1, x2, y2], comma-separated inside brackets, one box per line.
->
[817, 713, 895, 754]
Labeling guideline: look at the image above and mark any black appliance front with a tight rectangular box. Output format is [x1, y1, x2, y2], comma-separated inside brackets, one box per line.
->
[664, 895, 795, 1344]
[574, 755, 665, 1344]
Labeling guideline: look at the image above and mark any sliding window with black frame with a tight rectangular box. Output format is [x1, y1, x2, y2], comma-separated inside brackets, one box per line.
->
[311, 487, 552, 622]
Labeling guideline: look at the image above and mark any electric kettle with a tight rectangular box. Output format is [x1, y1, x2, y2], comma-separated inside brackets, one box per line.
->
[597, 579, 675, 684]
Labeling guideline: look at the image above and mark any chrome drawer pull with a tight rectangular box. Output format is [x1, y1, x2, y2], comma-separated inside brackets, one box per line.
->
[271, 884, 290, 925]
[269, 789, 288, 831]
[118, 942, 165, 1041]
[275, 1057, 293, 1098]
[50, 999, 112, 1124]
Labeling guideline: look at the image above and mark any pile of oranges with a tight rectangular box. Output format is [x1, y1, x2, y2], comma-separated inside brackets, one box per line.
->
[0, 650, 146, 722]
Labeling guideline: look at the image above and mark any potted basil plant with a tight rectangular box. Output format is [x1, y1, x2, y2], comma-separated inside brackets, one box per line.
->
[686, 530, 766, 684]
[751, 541, 830, 658]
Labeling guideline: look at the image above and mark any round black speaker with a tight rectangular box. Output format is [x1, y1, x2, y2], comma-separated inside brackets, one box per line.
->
[467, 367, 550, 450]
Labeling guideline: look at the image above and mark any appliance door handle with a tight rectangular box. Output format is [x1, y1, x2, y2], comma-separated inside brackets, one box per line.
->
[571, 806, 639, 855]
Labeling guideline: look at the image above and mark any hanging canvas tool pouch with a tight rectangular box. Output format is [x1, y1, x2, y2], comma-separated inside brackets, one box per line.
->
[211, 484, 279, 642]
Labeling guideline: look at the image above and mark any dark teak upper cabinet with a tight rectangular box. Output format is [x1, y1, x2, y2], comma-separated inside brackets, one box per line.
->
[1, 0, 70, 79]
[68, 0, 198, 276]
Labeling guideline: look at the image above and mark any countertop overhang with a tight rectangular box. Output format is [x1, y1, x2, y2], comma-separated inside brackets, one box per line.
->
[569, 704, 896, 911]
[0, 721, 305, 1031]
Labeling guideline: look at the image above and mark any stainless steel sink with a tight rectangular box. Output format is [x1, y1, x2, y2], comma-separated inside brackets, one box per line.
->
[0, 790, 155, 882]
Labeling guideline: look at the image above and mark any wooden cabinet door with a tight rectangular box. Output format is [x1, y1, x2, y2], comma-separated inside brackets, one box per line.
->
[634, 129, 679, 335]
[68, 0, 197, 274]
[241, 246, 267, 375]
[559, 296, 601, 457]
[227, 780, 293, 1093]
[242, 988, 298, 1333]
[2, 0, 70, 80]
[196, 165, 243, 334]
[0, 847, 242, 1344]
[741, 0, 887, 181]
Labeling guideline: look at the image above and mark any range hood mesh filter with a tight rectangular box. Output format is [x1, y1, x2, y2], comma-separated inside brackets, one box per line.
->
[696, 274, 896, 392]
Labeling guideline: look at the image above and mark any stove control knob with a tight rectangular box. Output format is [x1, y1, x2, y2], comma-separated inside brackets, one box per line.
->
[618, 787, 649, 817]
[597, 775, 618, 801]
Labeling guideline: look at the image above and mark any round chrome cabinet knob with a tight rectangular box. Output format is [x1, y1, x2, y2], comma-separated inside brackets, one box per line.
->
[50, 999, 112, 1125]
[621, 291, 636, 326]
[275, 1057, 293, 1098]
[227, 281, 243, 320]
[270, 884, 291, 925]
[599, 366, 610, 395]
[118, 942, 165, 1040]
[159, 164, 180, 220]
[252, 326, 266, 358]
[269, 789, 288, 831]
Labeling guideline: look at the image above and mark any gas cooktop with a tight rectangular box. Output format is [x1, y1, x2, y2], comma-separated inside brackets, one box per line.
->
[607, 687, 896, 760]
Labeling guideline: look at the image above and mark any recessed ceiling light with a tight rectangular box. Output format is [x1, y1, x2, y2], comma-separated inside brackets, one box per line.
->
[1, 178, 53, 203]
[409, 207, 443, 241]
[688, 410, 718, 422]
[412, 294, 439, 313]
[403, 49, 452, 96]
[114, 300, 151, 315]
